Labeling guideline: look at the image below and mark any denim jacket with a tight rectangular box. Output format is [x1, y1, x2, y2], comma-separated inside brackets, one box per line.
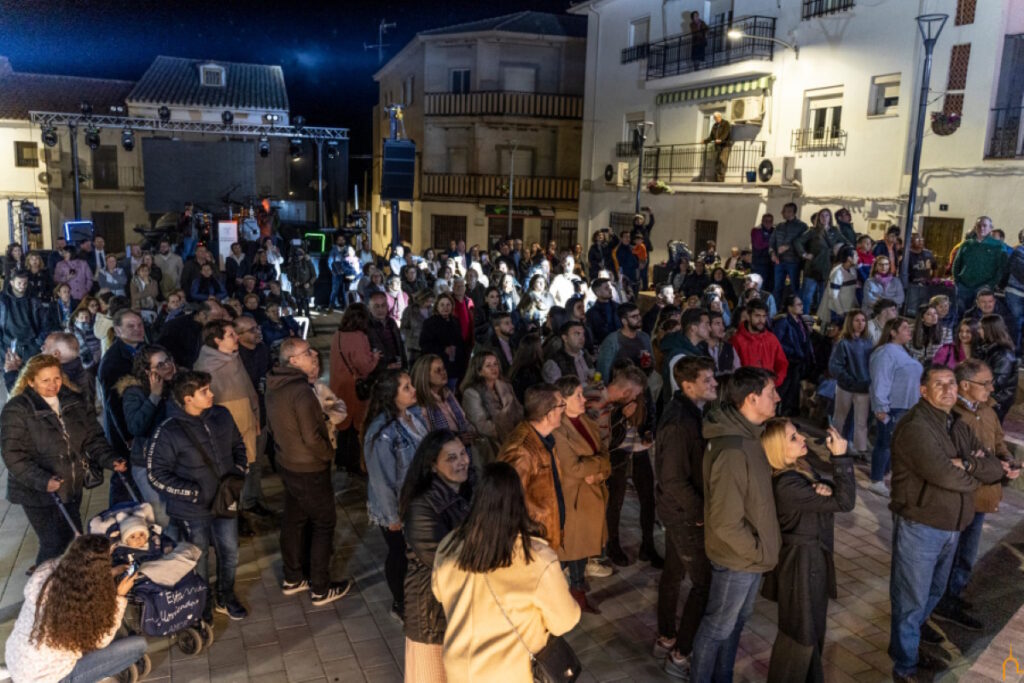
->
[364, 406, 429, 527]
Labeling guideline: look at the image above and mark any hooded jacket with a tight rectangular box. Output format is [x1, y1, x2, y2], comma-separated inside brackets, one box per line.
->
[265, 364, 334, 473]
[731, 323, 788, 386]
[701, 404, 780, 573]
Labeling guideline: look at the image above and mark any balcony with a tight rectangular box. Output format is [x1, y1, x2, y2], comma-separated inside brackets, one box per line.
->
[987, 107, 1024, 159]
[616, 141, 639, 158]
[621, 43, 650, 64]
[75, 164, 145, 191]
[422, 174, 579, 202]
[641, 140, 766, 183]
[645, 15, 776, 81]
[423, 91, 583, 119]
[791, 127, 848, 152]
[802, 0, 855, 20]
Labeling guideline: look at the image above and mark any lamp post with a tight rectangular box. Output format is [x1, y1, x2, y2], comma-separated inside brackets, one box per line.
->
[726, 30, 799, 59]
[900, 13, 948, 288]
[506, 140, 518, 239]
[633, 121, 652, 214]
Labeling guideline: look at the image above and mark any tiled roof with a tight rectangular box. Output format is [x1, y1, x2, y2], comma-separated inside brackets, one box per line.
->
[0, 57, 134, 120]
[419, 10, 586, 38]
[127, 56, 289, 111]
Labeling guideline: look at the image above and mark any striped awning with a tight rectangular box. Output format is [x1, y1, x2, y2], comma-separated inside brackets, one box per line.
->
[656, 75, 774, 106]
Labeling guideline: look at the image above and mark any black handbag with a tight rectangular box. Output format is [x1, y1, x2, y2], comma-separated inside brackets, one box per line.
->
[339, 348, 375, 401]
[80, 456, 105, 489]
[180, 423, 245, 518]
[484, 576, 581, 682]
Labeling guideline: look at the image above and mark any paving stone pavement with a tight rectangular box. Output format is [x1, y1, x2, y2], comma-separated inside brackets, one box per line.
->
[1, 317, 1024, 682]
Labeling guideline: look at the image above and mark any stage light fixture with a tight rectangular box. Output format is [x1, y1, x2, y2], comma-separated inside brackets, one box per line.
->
[265, 113, 280, 124]
[326, 140, 339, 160]
[121, 128, 135, 152]
[289, 138, 303, 158]
[292, 115, 305, 132]
[221, 110, 234, 126]
[80, 102, 92, 117]
[85, 127, 101, 150]
[158, 106, 171, 122]
[258, 137, 270, 158]
[41, 126, 58, 147]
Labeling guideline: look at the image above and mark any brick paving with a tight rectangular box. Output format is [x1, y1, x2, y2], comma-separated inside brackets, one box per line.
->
[2, 321, 1024, 681]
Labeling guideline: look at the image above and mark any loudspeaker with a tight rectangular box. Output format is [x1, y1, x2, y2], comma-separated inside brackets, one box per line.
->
[381, 139, 416, 201]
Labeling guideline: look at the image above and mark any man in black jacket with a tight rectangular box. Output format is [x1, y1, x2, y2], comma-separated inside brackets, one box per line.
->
[147, 370, 248, 622]
[655, 356, 718, 678]
[585, 278, 621, 346]
[98, 308, 146, 503]
[233, 316, 274, 520]
[0, 270, 44, 358]
[157, 299, 229, 369]
[702, 112, 732, 182]
[478, 311, 516, 375]
[367, 291, 406, 370]
[888, 365, 1007, 682]
[266, 338, 352, 606]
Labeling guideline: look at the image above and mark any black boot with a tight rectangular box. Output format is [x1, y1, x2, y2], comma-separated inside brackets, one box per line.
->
[606, 540, 632, 567]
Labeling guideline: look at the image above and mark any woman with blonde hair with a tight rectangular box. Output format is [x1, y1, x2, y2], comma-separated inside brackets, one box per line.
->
[1, 355, 124, 568]
[760, 419, 854, 683]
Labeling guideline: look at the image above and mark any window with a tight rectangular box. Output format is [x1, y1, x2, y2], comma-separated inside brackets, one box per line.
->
[869, 74, 901, 116]
[500, 65, 537, 93]
[450, 69, 471, 94]
[988, 34, 1024, 158]
[694, 220, 718, 252]
[609, 212, 635, 231]
[629, 17, 650, 47]
[432, 215, 467, 250]
[489, 217, 524, 245]
[803, 88, 843, 139]
[447, 147, 468, 174]
[15, 141, 39, 168]
[955, 0, 976, 26]
[945, 44, 971, 115]
[497, 146, 533, 177]
[200, 65, 225, 87]
[92, 146, 119, 190]
[802, 0, 855, 20]
[403, 75, 414, 106]
[624, 111, 646, 146]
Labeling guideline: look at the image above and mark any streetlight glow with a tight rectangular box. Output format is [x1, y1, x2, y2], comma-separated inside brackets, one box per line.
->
[727, 29, 743, 40]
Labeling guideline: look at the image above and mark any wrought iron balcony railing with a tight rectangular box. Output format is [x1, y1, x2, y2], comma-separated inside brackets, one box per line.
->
[423, 91, 583, 119]
[987, 107, 1024, 159]
[641, 140, 766, 183]
[802, 0, 855, 20]
[645, 15, 777, 81]
[422, 174, 580, 201]
[791, 127, 848, 152]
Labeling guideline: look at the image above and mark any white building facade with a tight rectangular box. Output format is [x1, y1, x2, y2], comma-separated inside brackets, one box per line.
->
[570, 0, 1024, 268]
[372, 11, 587, 255]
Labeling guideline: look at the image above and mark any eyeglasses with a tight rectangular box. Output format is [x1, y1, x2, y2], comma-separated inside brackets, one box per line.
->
[154, 359, 175, 369]
[237, 327, 258, 334]
[965, 378, 994, 388]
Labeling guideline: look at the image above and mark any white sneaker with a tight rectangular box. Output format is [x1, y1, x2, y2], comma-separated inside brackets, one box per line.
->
[585, 557, 613, 578]
[867, 480, 890, 497]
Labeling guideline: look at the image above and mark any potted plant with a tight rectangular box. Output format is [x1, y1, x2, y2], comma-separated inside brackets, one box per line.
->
[930, 111, 961, 136]
[647, 179, 673, 195]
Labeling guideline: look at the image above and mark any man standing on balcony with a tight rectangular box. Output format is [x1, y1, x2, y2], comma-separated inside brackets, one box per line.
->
[702, 112, 732, 182]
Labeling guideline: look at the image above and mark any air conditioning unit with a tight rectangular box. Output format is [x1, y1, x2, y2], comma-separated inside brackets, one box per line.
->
[755, 156, 796, 186]
[605, 161, 631, 186]
[38, 170, 62, 189]
[730, 96, 763, 123]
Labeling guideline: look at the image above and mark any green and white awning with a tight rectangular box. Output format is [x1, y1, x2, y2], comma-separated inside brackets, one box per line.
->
[656, 75, 774, 106]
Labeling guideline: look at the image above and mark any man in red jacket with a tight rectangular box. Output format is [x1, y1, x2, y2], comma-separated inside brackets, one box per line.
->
[730, 300, 787, 386]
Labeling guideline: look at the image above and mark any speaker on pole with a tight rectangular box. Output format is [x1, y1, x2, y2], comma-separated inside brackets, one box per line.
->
[381, 139, 416, 201]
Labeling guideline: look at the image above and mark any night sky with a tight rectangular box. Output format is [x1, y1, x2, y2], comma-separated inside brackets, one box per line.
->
[0, 0, 572, 156]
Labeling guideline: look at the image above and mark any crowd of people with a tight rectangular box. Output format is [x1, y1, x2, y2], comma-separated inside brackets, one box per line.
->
[1, 205, 1022, 683]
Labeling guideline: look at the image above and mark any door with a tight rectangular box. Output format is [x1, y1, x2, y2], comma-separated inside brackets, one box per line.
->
[488, 217, 524, 245]
[501, 66, 537, 93]
[92, 146, 119, 190]
[91, 211, 125, 253]
[694, 219, 718, 253]
[432, 215, 467, 251]
[399, 210, 412, 246]
[921, 217, 965, 273]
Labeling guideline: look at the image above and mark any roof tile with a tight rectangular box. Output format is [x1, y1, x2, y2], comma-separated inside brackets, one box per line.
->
[127, 55, 289, 111]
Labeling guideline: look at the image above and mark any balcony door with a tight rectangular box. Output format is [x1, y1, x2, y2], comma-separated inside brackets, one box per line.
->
[501, 65, 537, 93]
[498, 146, 534, 178]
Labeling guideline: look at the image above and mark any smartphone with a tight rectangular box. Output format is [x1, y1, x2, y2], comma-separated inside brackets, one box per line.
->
[8, 340, 16, 354]
[118, 561, 139, 583]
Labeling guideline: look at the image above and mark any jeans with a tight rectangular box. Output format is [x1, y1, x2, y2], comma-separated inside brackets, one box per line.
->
[131, 466, 172, 537]
[772, 261, 801, 305]
[562, 559, 587, 591]
[606, 449, 656, 549]
[946, 511, 985, 599]
[690, 562, 762, 683]
[329, 274, 347, 308]
[889, 514, 960, 677]
[381, 526, 408, 608]
[173, 516, 239, 614]
[58, 635, 147, 683]
[241, 459, 264, 510]
[800, 277, 823, 315]
[279, 467, 336, 594]
[1006, 289, 1024, 352]
[955, 284, 978, 321]
[833, 388, 870, 453]
[658, 524, 712, 656]
[870, 408, 906, 483]
[23, 495, 82, 565]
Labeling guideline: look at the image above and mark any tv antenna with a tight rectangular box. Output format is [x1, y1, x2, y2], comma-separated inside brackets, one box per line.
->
[364, 19, 396, 65]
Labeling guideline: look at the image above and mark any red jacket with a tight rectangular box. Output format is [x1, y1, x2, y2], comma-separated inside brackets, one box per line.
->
[731, 323, 788, 386]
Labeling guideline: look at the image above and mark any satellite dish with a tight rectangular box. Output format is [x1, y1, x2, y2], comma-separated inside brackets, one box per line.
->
[757, 158, 775, 183]
[604, 164, 615, 182]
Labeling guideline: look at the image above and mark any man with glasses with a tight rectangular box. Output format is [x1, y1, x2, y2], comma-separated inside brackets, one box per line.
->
[234, 317, 274, 518]
[499, 384, 568, 551]
[595, 302, 654, 380]
[265, 338, 352, 605]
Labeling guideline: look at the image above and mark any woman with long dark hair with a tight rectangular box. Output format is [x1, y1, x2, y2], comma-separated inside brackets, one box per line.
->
[907, 303, 942, 364]
[432, 462, 581, 683]
[50, 282, 76, 333]
[410, 354, 473, 436]
[461, 351, 523, 465]
[828, 310, 872, 457]
[977, 314, 1019, 420]
[329, 303, 382, 472]
[3, 534, 147, 683]
[399, 430, 474, 683]
[760, 420, 854, 683]
[1, 355, 124, 568]
[508, 332, 545, 404]
[364, 369, 429, 621]
[933, 318, 979, 369]
[419, 293, 468, 388]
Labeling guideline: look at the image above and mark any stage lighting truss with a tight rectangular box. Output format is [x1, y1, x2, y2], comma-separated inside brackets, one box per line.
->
[29, 111, 348, 141]
[158, 106, 171, 122]
[41, 126, 59, 147]
[222, 110, 234, 126]
[84, 127, 101, 150]
[258, 137, 270, 157]
[290, 138, 304, 158]
[326, 140, 339, 160]
[121, 127, 135, 151]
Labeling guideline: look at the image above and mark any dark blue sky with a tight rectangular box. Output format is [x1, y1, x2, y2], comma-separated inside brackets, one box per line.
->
[0, 0, 570, 154]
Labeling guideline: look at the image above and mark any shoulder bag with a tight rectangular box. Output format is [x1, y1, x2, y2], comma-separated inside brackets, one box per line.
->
[180, 422, 244, 518]
[339, 347, 375, 401]
[484, 575, 581, 683]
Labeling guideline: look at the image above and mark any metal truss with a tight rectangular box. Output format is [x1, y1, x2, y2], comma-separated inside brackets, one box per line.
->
[28, 111, 349, 140]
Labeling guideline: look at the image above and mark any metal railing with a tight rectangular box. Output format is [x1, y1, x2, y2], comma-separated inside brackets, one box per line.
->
[802, 0, 855, 20]
[616, 141, 639, 158]
[641, 140, 766, 183]
[423, 91, 583, 119]
[75, 164, 145, 191]
[791, 128, 848, 152]
[621, 43, 650, 63]
[987, 107, 1024, 159]
[645, 15, 776, 81]
[421, 174, 579, 201]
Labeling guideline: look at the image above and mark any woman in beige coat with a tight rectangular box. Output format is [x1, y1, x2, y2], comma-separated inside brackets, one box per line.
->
[552, 375, 611, 614]
[432, 462, 580, 683]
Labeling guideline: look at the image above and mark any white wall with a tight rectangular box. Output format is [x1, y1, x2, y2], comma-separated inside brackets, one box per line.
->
[0, 119, 56, 252]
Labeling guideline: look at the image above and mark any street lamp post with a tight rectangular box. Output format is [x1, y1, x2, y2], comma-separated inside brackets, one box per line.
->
[901, 13, 948, 288]
[507, 140, 518, 239]
[633, 122, 652, 214]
